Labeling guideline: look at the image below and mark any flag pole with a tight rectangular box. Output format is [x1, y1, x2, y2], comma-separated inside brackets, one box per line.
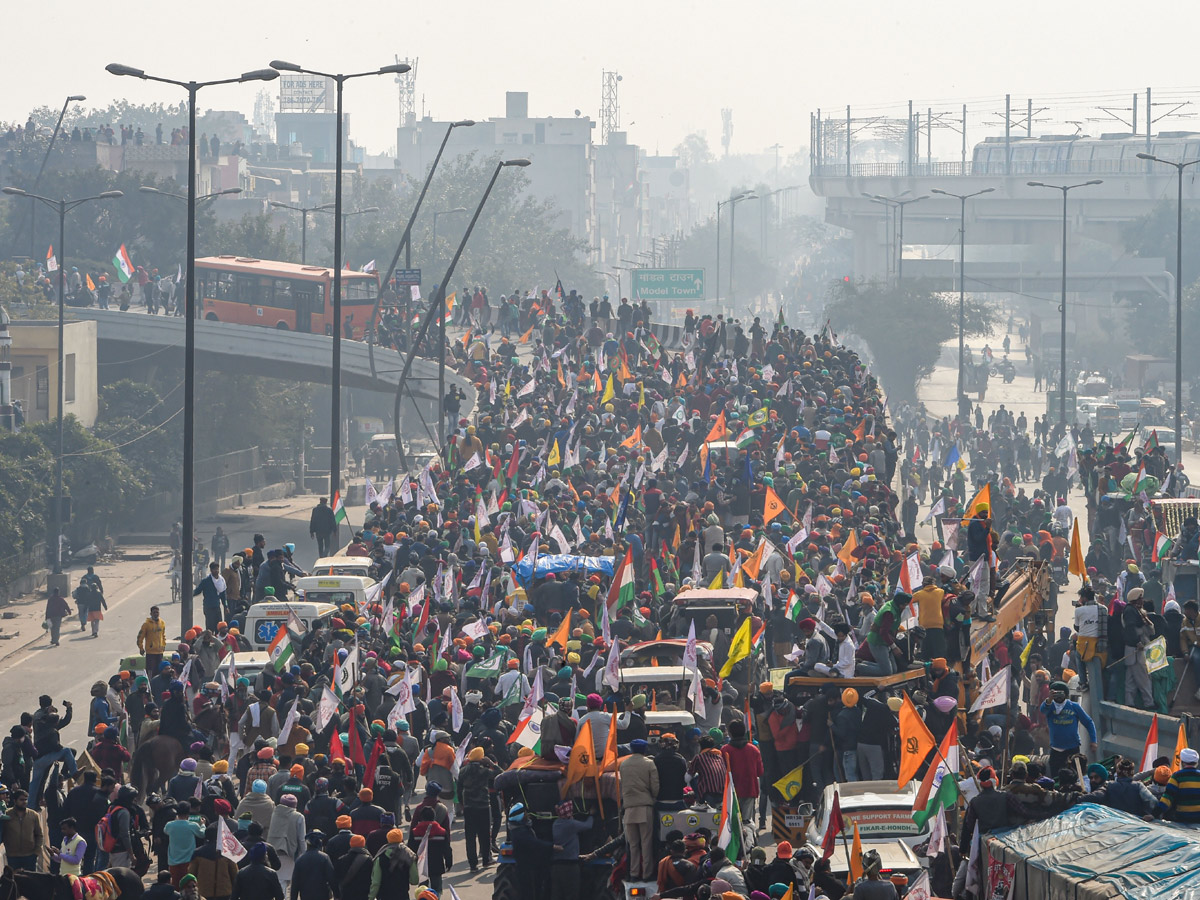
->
[840, 817, 855, 883]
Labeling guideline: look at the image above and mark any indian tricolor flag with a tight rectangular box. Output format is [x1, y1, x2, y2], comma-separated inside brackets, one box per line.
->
[112, 244, 134, 283]
[606, 547, 635, 619]
[332, 490, 347, 524]
[268, 627, 294, 672]
[1153, 531, 1174, 563]
[716, 770, 742, 863]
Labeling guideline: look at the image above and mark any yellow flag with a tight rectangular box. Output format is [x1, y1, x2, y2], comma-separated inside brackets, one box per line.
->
[547, 440, 561, 467]
[733, 566, 745, 588]
[1068, 519, 1086, 579]
[747, 407, 768, 428]
[638, 382, 645, 409]
[772, 763, 805, 802]
[850, 821, 864, 884]
[672, 525, 681, 551]
[600, 375, 615, 404]
[719, 617, 753, 678]
[897, 691, 937, 788]
[708, 569, 724, 590]
[1020, 636, 1034, 668]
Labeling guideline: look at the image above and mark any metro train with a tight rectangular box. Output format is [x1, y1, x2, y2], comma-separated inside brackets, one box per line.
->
[970, 130, 1200, 176]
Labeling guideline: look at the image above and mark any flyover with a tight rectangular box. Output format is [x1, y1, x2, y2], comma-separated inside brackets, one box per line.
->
[71, 307, 471, 401]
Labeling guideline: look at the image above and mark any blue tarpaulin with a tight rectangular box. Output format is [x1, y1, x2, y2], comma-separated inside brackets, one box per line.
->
[987, 803, 1200, 900]
[512, 553, 614, 587]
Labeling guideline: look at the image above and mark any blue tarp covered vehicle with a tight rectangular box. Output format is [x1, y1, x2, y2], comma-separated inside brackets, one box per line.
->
[986, 803, 1200, 899]
[511, 553, 615, 587]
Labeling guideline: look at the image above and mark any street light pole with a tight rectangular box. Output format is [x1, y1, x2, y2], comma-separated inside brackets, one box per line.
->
[1138, 152, 1199, 466]
[270, 61, 409, 504]
[269, 201, 335, 264]
[1028, 180, 1103, 426]
[20, 95, 85, 262]
[930, 187, 994, 414]
[1, 187, 122, 580]
[715, 192, 751, 303]
[395, 159, 531, 453]
[864, 193, 929, 283]
[729, 192, 758, 306]
[107, 62, 279, 632]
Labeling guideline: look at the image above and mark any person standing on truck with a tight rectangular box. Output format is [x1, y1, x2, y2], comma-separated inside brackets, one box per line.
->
[1073, 586, 1107, 691]
[619, 739, 660, 881]
[1038, 680, 1098, 776]
[1158, 747, 1200, 823]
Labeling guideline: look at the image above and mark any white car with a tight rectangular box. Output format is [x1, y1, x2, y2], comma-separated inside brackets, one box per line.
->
[806, 780, 926, 880]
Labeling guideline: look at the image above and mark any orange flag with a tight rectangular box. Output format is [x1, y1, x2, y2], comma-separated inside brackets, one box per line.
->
[965, 482, 991, 520]
[763, 486, 787, 524]
[705, 410, 728, 443]
[1175, 719, 1188, 770]
[1068, 520, 1086, 580]
[897, 691, 937, 789]
[461, 330, 472, 349]
[601, 711, 620, 771]
[849, 821, 864, 883]
[518, 324, 535, 344]
[561, 717, 597, 797]
[837, 529, 859, 567]
[619, 353, 633, 382]
[557, 360, 567, 388]
[742, 540, 767, 580]
[593, 369, 603, 393]
[620, 424, 642, 449]
[547, 610, 572, 650]
[675, 370, 688, 390]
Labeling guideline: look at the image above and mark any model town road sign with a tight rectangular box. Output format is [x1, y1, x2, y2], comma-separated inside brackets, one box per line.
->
[632, 268, 706, 301]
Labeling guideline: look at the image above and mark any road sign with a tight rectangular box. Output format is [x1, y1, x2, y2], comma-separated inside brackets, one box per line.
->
[632, 268, 706, 301]
[394, 268, 421, 285]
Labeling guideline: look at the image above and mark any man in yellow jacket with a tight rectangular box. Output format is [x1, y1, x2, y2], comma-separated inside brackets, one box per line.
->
[137, 606, 167, 676]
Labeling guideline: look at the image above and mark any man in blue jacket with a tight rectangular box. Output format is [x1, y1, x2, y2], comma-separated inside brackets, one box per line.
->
[1039, 680, 1098, 777]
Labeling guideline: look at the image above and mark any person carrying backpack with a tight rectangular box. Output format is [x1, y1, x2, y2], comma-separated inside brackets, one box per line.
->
[367, 828, 414, 900]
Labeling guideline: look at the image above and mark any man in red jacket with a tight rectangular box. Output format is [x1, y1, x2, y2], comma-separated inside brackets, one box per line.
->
[721, 720, 763, 825]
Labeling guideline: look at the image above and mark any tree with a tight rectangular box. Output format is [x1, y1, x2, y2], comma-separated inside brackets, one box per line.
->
[674, 133, 713, 170]
[824, 280, 995, 403]
[1120, 202, 1200, 288]
[203, 212, 297, 262]
[343, 152, 600, 298]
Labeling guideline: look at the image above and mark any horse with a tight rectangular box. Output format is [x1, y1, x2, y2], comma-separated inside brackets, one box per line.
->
[129, 735, 183, 796]
[194, 704, 228, 759]
[0, 867, 143, 900]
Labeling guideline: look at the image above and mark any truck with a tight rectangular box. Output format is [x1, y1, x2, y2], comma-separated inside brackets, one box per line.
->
[805, 781, 926, 883]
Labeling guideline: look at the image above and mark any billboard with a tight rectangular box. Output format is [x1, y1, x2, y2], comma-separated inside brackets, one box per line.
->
[279, 74, 335, 112]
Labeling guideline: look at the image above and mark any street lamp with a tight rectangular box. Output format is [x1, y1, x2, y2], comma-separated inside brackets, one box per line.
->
[431, 207, 468, 273]
[728, 192, 758, 306]
[715, 192, 749, 302]
[13, 94, 86, 262]
[1, 186, 122, 583]
[142, 186, 242, 202]
[107, 61, 279, 632]
[269, 200, 334, 264]
[595, 269, 621, 300]
[863, 193, 929, 282]
[1138, 152, 1198, 466]
[1028, 180, 1103, 426]
[930, 187, 994, 416]
[391, 158, 531, 453]
[269, 60, 409, 504]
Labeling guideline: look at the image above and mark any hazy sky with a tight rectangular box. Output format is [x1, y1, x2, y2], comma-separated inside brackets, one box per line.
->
[8, 1, 1200, 159]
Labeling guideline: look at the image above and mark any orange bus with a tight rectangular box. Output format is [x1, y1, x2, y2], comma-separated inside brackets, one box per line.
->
[195, 255, 380, 337]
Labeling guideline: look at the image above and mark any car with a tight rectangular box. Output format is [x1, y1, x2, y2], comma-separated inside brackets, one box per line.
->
[216, 651, 274, 686]
[311, 555, 375, 579]
[806, 780, 926, 881]
[618, 638, 714, 667]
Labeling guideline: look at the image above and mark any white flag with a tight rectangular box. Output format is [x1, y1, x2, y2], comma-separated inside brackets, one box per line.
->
[603, 635, 622, 691]
[550, 524, 572, 554]
[689, 667, 706, 719]
[277, 702, 299, 745]
[450, 687, 464, 732]
[906, 871, 931, 900]
[399, 477, 414, 506]
[364, 477, 378, 506]
[923, 496, 946, 524]
[969, 552, 989, 600]
[218, 816, 247, 862]
[314, 686, 340, 733]
[682, 619, 698, 672]
[928, 805, 948, 858]
[969, 664, 1010, 713]
[417, 827, 430, 880]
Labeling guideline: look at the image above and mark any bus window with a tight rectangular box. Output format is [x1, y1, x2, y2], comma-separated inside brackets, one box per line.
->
[344, 278, 377, 304]
[273, 279, 295, 310]
[234, 274, 260, 304]
[295, 281, 322, 312]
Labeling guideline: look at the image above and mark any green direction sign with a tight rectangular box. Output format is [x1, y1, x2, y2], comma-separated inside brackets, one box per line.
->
[632, 268, 706, 301]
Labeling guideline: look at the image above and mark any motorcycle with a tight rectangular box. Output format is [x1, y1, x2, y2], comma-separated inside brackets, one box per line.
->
[998, 360, 1016, 384]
